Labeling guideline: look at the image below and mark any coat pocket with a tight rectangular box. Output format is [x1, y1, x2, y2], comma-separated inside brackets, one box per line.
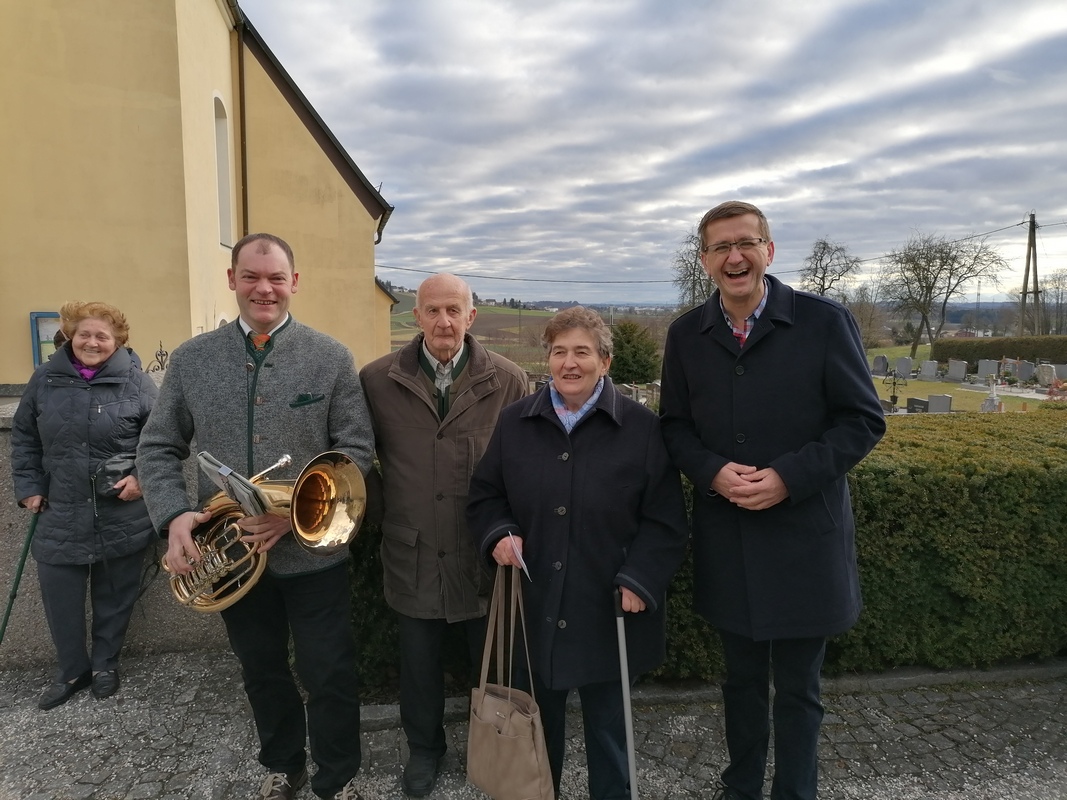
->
[289, 393, 326, 408]
[381, 521, 419, 598]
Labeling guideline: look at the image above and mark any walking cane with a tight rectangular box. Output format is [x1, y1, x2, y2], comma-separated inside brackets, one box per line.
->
[0, 513, 38, 646]
[615, 589, 640, 800]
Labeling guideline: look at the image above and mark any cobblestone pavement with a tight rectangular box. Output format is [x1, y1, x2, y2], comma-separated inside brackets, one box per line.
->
[1, 651, 1064, 799]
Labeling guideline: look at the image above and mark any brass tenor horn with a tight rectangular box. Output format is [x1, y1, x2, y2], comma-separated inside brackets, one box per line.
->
[163, 452, 366, 613]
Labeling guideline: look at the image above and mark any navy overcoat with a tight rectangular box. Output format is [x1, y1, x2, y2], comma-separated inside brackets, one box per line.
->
[468, 378, 689, 690]
[660, 275, 885, 641]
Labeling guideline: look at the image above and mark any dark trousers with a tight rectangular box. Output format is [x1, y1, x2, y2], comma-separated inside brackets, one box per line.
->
[37, 547, 148, 682]
[530, 671, 631, 800]
[397, 613, 486, 758]
[221, 563, 361, 799]
[718, 630, 827, 800]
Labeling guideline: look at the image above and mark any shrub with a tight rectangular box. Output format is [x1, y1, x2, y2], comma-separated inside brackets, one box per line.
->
[350, 414, 1067, 688]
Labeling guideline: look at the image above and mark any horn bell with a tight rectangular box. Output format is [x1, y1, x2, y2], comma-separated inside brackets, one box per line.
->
[291, 451, 367, 557]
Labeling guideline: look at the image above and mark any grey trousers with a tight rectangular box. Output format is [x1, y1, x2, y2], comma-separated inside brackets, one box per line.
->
[37, 547, 149, 682]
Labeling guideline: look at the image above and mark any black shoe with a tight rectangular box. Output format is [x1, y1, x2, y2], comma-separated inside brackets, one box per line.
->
[402, 754, 440, 797]
[258, 766, 308, 800]
[38, 671, 92, 710]
[710, 784, 744, 800]
[91, 670, 120, 699]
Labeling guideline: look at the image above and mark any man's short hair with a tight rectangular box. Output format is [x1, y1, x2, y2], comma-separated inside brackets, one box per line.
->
[698, 201, 772, 252]
[231, 233, 296, 271]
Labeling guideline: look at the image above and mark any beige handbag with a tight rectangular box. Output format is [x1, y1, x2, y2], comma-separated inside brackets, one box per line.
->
[467, 565, 555, 800]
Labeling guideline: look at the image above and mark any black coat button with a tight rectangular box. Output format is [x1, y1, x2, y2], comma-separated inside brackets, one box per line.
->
[735, 433, 746, 443]
[555, 506, 567, 515]
[735, 365, 745, 375]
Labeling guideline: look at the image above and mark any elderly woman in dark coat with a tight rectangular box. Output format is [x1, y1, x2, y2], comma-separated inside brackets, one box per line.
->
[11, 301, 158, 709]
[467, 306, 689, 799]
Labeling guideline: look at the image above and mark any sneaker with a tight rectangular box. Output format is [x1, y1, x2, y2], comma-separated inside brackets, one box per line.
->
[258, 766, 308, 800]
[402, 754, 441, 797]
[331, 776, 364, 800]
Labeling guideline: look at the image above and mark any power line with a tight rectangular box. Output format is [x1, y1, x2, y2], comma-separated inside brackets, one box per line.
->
[374, 219, 1049, 287]
[374, 263, 674, 284]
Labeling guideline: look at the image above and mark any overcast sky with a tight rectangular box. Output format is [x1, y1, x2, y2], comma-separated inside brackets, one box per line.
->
[237, 0, 1067, 305]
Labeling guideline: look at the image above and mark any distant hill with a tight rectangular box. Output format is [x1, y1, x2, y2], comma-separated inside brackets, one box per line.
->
[390, 291, 416, 315]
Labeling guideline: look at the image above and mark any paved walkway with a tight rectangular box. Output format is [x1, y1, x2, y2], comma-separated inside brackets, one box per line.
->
[1, 651, 1064, 799]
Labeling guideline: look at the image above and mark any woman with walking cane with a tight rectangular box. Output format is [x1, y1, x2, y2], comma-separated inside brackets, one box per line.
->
[468, 306, 689, 799]
[10, 301, 157, 709]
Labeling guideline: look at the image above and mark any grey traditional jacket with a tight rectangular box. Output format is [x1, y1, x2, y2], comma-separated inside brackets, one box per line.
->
[11, 344, 158, 564]
[136, 318, 374, 576]
[360, 333, 528, 621]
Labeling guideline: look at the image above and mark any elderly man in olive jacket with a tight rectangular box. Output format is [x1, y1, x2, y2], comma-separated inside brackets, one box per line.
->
[660, 201, 885, 800]
[359, 273, 527, 797]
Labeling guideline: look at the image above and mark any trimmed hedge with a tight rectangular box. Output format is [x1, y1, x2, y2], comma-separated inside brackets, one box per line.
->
[931, 335, 1067, 368]
[349, 413, 1067, 687]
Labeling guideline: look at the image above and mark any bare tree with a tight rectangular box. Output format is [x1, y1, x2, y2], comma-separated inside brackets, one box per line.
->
[1043, 268, 1067, 335]
[800, 238, 860, 298]
[671, 229, 713, 309]
[843, 282, 889, 349]
[881, 233, 1005, 358]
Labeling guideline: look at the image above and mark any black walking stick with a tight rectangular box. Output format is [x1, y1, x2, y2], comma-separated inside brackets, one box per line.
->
[615, 589, 640, 800]
[0, 513, 38, 646]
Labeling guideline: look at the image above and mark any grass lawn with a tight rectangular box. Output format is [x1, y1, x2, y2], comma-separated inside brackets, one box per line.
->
[870, 376, 1037, 412]
[866, 343, 932, 363]
[864, 344, 1046, 412]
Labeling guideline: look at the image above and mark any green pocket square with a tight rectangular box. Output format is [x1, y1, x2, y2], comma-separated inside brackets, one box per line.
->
[289, 393, 326, 408]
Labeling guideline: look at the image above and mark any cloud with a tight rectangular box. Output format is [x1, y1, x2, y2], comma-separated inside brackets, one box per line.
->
[238, 0, 1067, 303]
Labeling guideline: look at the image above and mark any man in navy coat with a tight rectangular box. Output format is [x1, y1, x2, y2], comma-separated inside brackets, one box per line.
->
[659, 201, 885, 800]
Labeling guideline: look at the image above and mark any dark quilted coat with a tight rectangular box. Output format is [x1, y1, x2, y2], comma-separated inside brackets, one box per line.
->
[11, 344, 158, 565]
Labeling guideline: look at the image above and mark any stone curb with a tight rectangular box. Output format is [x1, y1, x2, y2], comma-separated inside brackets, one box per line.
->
[363, 656, 1067, 732]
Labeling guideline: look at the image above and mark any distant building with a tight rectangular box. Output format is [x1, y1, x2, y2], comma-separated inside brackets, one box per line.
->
[2, 0, 394, 385]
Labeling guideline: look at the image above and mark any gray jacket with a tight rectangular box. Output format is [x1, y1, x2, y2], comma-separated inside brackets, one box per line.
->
[11, 345, 158, 565]
[136, 318, 374, 576]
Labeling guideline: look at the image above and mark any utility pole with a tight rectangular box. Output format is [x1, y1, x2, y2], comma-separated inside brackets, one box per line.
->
[1018, 212, 1041, 336]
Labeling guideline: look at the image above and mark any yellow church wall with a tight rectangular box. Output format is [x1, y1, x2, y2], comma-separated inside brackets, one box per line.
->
[174, 0, 242, 336]
[241, 47, 387, 370]
[0, 0, 193, 383]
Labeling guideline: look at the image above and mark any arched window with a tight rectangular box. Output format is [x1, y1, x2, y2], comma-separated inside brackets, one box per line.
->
[214, 97, 232, 246]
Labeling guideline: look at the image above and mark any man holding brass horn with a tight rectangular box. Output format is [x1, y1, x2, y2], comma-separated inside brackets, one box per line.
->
[137, 233, 374, 800]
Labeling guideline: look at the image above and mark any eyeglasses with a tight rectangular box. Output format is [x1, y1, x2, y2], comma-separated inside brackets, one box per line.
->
[702, 237, 767, 256]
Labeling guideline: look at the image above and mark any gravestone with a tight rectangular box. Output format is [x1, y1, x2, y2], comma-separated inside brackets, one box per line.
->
[906, 397, 928, 413]
[896, 357, 913, 377]
[947, 359, 968, 382]
[918, 360, 938, 380]
[1054, 364, 1067, 380]
[1018, 361, 1036, 383]
[928, 394, 952, 413]
[872, 354, 889, 376]
[1036, 363, 1056, 386]
[977, 359, 999, 380]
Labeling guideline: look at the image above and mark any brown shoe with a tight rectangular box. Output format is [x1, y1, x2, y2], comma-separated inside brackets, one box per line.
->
[258, 766, 308, 799]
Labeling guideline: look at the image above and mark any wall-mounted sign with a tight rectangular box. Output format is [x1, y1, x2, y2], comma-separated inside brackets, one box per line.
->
[30, 312, 62, 368]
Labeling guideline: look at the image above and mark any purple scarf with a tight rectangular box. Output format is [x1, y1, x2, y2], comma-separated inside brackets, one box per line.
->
[70, 356, 102, 382]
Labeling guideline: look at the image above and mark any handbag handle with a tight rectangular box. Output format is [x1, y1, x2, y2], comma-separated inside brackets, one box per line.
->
[477, 565, 537, 703]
